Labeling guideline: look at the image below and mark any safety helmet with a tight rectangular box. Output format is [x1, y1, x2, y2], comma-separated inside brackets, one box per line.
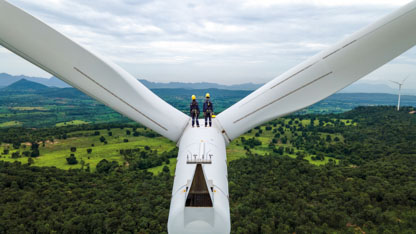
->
[205, 93, 210, 98]
[191, 95, 196, 100]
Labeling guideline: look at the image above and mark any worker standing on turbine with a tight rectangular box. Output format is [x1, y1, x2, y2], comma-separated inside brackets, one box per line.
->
[203, 93, 214, 127]
[190, 95, 200, 127]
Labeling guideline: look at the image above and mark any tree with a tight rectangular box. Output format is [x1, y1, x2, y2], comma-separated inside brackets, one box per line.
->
[99, 136, 106, 143]
[96, 159, 118, 173]
[12, 141, 20, 149]
[66, 154, 78, 165]
[326, 135, 332, 142]
[31, 149, 40, 157]
[27, 157, 34, 165]
[70, 147, 77, 152]
[11, 151, 20, 158]
[31, 142, 39, 150]
[162, 166, 170, 173]
[87, 148, 92, 154]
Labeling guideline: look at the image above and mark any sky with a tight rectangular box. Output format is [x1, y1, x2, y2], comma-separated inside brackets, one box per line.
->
[1, 0, 416, 89]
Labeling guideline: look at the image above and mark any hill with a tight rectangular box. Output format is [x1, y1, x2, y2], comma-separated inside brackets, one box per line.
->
[0, 73, 262, 90]
[2, 72, 416, 94]
[2, 79, 51, 92]
[139, 79, 262, 90]
[0, 73, 70, 88]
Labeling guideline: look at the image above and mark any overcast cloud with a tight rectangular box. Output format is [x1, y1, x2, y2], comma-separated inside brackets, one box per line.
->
[1, 0, 416, 89]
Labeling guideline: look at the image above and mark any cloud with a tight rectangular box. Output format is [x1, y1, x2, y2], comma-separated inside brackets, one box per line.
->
[2, 0, 415, 88]
[241, 0, 412, 8]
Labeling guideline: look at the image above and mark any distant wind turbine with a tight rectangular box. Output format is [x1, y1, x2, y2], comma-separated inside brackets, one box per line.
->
[390, 77, 408, 111]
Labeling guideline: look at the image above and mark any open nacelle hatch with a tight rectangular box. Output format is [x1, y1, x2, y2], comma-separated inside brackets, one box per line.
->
[185, 164, 213, 207]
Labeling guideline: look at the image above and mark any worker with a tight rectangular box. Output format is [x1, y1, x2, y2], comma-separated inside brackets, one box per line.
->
[203, 93, 214, 127]
[190, 95, 200, 127]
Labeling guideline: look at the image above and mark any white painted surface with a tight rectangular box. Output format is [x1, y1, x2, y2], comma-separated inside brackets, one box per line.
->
[216, 0, 416, 141]
[0, 0, 189, 142]
[168, 121, 230, 234]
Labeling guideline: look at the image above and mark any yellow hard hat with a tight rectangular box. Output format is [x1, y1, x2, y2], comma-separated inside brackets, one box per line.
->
[205, 93, 210, 98]
[191, 95, 196, 100]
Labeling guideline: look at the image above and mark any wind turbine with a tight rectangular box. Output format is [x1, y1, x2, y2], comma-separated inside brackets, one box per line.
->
[1, 0, 416, 233]
[390, 77, 408, 111]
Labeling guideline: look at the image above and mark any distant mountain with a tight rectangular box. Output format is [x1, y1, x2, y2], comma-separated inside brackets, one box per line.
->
[0, 73, 263, 90]
[0, 73, 70, 88]
[139, 80, 263, 90]
[3, 79, 50, 91]
[1, 72, 416, 94]
[339, 82, 416, 95]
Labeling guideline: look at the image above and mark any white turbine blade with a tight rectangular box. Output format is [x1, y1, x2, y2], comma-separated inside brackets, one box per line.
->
[0, 1, 189, 142]
[390, 80, 401, 85]
[402, 76, 409, 83]
[216, 1, 416, 141]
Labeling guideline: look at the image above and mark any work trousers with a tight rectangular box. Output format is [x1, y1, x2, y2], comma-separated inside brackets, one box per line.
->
[204, 110, 212, 127]
[191, 112, 199, 127]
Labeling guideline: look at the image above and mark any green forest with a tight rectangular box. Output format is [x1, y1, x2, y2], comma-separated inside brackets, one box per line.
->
[0, 106, 415, 233]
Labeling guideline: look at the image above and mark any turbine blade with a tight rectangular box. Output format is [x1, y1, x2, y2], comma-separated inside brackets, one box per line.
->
[216, 0, 416, 141]
[390, 80, 401, 85]
[0, 1, 189, 142]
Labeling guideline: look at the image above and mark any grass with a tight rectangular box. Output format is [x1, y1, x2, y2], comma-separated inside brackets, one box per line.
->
[55, 120, 90, 127]
[0, 117, 343, 174]
[10, 107, 48, 111]
[148, 158, 177, 175]
[0, 121, 22, 128]
[0, 127, 176, 171]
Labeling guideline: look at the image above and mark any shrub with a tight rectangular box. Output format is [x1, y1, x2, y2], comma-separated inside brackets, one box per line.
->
[66, 154, 78, 165]
[96, 159, 118, 173]
[99, 136, 106, 142]
[12, 142, 20, 149]
[31, 149, 40, 157]
[11, 152, 20, 158]
[163, 166, 170, 173]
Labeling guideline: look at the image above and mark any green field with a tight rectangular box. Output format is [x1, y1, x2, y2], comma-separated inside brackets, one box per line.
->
[0, 116, 345, 173]
[55, 120, 90, 127]
[0, 127, 176, 171]
[0, 121, 22, 128]
[10, 106, 48, 111]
